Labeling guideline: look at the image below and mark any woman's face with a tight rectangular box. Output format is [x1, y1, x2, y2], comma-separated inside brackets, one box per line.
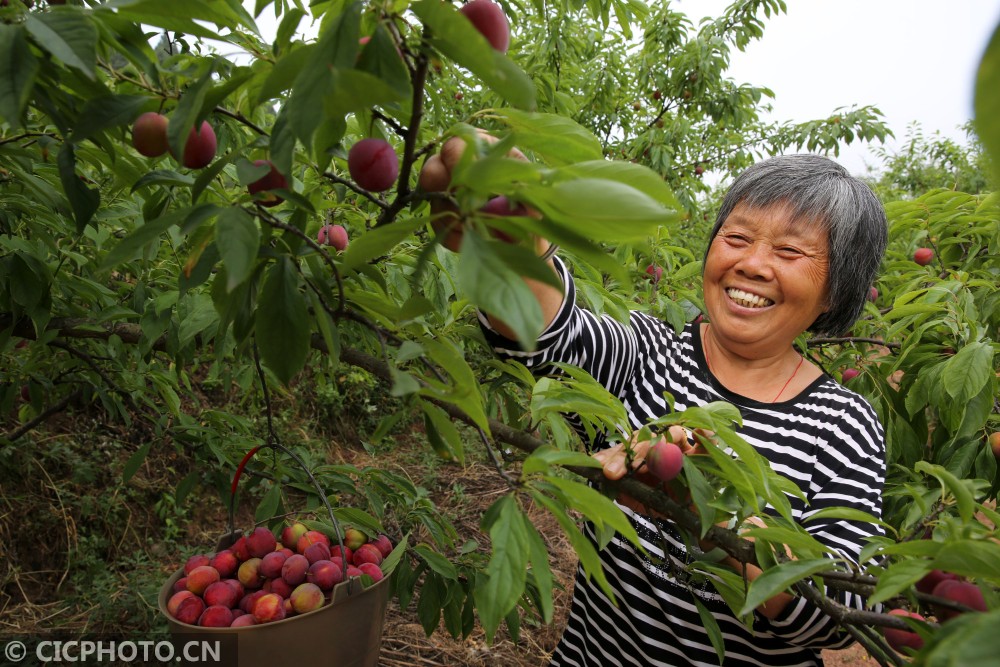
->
[703, 202, 830, 358]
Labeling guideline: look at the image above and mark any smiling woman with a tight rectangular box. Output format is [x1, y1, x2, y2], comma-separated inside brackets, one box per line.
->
[419, 142, 890, 666]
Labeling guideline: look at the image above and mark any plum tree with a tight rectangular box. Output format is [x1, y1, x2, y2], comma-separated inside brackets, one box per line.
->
[347, 138, 399, 192]
[131, 112, 169, 158]
[459, 0, 510, 53]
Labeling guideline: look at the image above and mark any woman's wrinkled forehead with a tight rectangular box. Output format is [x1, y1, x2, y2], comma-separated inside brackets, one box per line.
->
[718, 200, 831, 237]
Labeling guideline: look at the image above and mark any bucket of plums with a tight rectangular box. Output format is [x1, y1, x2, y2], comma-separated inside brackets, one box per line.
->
[157, 443, 396, 667]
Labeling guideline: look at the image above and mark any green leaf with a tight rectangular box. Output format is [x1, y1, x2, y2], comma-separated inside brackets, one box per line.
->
[521, 179, 671, 242]
[285, 2, 361, 148]
[24, 12, 97, 79]
[419, 337, 490, 433]
[167, 60, 217, 161]
[355, 23, 412, 102]
[0, 25, 40, 127]
[933, 540, 1000, 580]
[869, 558, 938, 605]
[684, 458, 719, 538]
[254, 484, 281, 524]
[523, 513, 555, 624]
[68, 94, 151, 143]
[175, 471, 199, 505]
[215, 207, 260, 292]
[131, 169, 196, 193]
[475, 496, 529, 641]
[530, 490, 617, 603]
[942, 341, 993, 403]
[693, 596, 726, 665]
[107, 0, 250, 39]
[340, 216, 426, 272]
[521, 445, 603, 476]
[553, 160, 682, 210]
[544, 476, 640, 548]
[255, 43, 316, 105]
[122, 442, 151, 483]
[416, 572, 445, 635]
[923, 608, 1000, 667]
[57, 144, 100, 232]
[974, 23, 1000, 184]
[411, 0, 535, 110]
[100, 204, 219, 272]
[255, 258, 310, 385]
[413, 543, 459, 580]
[738, 559, 831, 616]
[493, 110, 603, 165]
[420, 400, 465, 463]
[740, 526, 832, 557]
[457, 230, 543, 352]
[802, 506, 889, 529]
[916, 461, 975, 522]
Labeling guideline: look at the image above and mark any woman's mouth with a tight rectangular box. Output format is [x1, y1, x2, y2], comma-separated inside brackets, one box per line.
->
[726, 288, 774, 308]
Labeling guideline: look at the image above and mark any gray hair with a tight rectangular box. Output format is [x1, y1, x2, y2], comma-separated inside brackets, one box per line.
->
[705, 154, 887, 337]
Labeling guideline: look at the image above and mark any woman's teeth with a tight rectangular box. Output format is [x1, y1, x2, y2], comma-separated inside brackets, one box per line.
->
[726, 288, 774, 308]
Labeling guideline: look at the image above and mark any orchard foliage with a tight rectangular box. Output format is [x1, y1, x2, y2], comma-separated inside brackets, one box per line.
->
[2, 0, 1000, 663]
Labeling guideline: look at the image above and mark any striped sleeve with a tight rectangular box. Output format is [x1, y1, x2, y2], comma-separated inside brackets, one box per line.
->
[479, 255, 641, 400]
[754, 387, 886, 648]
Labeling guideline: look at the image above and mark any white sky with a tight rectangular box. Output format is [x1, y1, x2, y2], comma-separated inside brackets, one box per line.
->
[244, 1, 1000, 177]
[675, 0, 1000, 175]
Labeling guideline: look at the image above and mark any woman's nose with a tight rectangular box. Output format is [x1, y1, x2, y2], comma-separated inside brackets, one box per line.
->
[734, 242, 774, 279]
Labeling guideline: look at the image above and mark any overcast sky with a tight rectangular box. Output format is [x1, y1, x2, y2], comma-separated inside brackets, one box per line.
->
[674, 0, 1000, 175]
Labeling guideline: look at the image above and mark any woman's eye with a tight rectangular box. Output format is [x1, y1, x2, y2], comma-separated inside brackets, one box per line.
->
[777, 246, 803, 257]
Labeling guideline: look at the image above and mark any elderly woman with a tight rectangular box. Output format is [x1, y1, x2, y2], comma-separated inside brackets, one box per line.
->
[420, 148, 888, 666]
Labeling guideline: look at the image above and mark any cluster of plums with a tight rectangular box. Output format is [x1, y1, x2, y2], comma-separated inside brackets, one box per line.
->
[165, 522, 392, 628]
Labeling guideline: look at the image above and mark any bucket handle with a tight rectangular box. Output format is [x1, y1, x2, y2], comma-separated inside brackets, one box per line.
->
[227, 441, 356, 595]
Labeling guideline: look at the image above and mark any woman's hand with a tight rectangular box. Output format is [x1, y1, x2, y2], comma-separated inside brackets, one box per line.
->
[417, 130, 529, 252]
[594, 426, 709, 517]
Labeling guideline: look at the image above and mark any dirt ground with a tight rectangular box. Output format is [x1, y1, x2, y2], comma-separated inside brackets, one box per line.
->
[369, 450, 880, 667]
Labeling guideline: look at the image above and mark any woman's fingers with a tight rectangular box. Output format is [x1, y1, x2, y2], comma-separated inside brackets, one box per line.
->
[417, 153, 450, 192]
[595, 440, 653, 480]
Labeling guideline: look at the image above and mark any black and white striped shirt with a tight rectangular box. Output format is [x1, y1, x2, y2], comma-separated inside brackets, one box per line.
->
[480, 257, 886, 667]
